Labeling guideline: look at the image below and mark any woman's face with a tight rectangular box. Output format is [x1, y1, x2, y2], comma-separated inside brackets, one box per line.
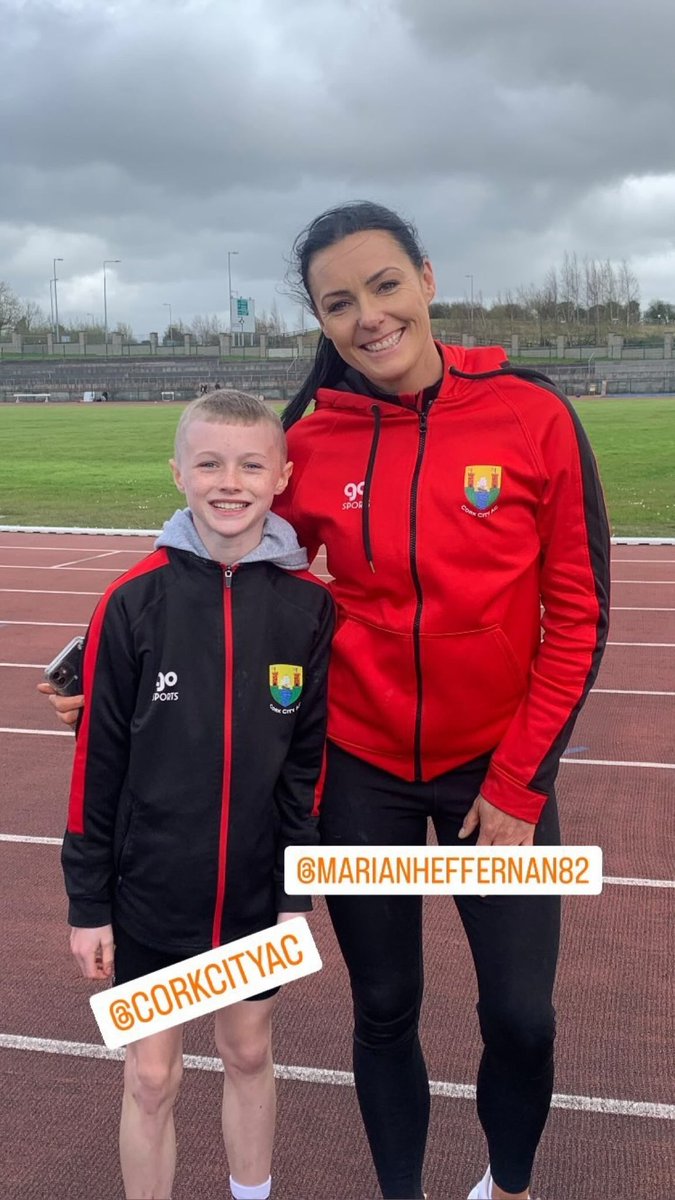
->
[308, 229, 441, 394]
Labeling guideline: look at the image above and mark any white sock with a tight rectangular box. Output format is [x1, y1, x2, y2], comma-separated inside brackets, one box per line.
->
[229, 1175, 271, 1200]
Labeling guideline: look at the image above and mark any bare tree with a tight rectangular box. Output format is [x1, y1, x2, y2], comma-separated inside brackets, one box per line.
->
[618, 260, 640, 328]
[191, 313, 221, 344]
[560, 251, 581, 326]
[584, 258, 603, 341]
[0, 281, 22, 337]
[15, 300, 50, 334]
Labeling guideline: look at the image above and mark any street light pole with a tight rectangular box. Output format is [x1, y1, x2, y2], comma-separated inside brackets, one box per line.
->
[227, 250, 239, 337]
[465, 273, 474, 333]
[53, 258, 63, 342]
[103, 259, 121, 356]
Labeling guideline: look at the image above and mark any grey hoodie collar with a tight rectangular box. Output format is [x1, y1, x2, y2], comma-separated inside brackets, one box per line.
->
[155, 508, 309, 571]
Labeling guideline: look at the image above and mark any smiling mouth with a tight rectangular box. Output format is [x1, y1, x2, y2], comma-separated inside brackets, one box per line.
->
[361, 328, 404, 353]
[210, 501, 250, 511]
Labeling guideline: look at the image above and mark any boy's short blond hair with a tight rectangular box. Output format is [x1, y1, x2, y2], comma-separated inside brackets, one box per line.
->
[174, 390, 286, 462]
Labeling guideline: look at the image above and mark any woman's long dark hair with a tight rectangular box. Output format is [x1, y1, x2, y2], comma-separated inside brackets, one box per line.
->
[282, 201, 426, 429]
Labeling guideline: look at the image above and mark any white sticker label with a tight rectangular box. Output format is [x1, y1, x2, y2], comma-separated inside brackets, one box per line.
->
[90, 917, 322, 1049]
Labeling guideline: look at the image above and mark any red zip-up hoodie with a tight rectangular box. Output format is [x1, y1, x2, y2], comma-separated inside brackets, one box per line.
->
[274, 343, 610, 823]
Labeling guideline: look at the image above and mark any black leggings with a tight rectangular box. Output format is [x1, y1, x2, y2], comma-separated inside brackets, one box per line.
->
[320, 743, 561, 1199]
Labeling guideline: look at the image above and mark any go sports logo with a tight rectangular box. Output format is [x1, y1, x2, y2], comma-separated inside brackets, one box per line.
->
[343, 480, 365, 510]
[153, 669, 179, 702]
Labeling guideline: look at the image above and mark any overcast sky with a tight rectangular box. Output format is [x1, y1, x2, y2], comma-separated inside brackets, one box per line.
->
[2, 0, 675, 338]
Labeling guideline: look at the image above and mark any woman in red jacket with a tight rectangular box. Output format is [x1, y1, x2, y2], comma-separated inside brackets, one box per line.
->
[273, 201, 610, 1200]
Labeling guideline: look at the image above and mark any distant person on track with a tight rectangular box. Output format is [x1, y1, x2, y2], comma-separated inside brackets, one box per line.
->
[41, 201, 610, 1200]
[44, 391, 333, 1200]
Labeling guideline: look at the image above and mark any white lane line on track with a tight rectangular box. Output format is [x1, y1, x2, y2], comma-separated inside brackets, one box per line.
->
[0, 588, 100, 596]
[612, 606, 675, 611]
[611, 559, 675, 564]
[603, 876, 675, 889]
[0, 662, 46, 668]
[2, 837, 674, 893]
[0, 621, 85, 627]
[612, 580, 675, 585]
[0, 835, 62, 844]
[561, 758, 674, 769]
[0, 1033, 672, 1119]
[0, 545, 147, 553]
[53, 551, 121, 567]
[592, 688, 675, 696]
[0, 564, 124, 573]
[0, 727, 72, 737]
[607, 641, 675, 647]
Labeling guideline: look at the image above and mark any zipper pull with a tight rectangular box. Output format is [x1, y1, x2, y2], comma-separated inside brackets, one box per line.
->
[419, 408, 428, 433]
[223, 565, 233, 588]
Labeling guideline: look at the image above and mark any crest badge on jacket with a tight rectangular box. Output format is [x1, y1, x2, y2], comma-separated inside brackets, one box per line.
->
[269, 664, 303, 709]
[464, 465, 502, 513]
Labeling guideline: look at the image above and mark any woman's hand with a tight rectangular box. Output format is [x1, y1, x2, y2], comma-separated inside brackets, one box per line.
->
[36, 682, 83, 727]
[458, 793, 535, 846]
[70, 925, 115, 980]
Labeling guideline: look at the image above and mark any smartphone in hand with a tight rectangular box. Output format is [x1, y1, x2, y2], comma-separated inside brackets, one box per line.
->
[43, 636, 84, 696]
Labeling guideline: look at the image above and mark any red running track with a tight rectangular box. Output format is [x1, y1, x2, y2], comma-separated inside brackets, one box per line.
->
[0, 533, 673, 1199]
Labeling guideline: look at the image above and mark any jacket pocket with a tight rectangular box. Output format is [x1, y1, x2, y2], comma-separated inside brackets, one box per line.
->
[419, 624, 528, 763]
[327, 616, 418, 759]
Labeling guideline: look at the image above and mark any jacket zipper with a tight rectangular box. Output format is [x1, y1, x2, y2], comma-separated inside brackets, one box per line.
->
[211, 564, 235, 947]
[409, 405, 430, 781]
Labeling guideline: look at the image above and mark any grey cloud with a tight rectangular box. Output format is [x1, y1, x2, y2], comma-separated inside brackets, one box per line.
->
[1, 0, 675, 337]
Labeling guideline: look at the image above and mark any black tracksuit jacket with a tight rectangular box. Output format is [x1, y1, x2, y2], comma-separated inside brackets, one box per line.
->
[62, 534, 334, 955]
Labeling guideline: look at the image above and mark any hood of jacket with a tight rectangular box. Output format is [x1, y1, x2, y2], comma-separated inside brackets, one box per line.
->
[155, 508, 309, 570]
[314, 342, 508, 414]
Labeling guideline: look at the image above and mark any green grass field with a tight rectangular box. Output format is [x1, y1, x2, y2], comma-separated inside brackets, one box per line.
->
[0, 398, 673, 535]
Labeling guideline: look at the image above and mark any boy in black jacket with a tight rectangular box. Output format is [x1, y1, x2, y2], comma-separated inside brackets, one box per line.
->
[59, 391, 334, 1200]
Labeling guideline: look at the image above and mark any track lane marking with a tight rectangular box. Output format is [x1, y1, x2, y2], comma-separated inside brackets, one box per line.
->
[607, 641, 675, 647]
[561, 758, 674, 769]
[0, 545, 148, 553]
[53, 551, 120, 567]
[0, 727, 73, 737]
[591, 688, 675, 696]
[0, 1034, 672, 1119]
[0, 662, 47, 668]
[0, 621, 86, 627]
[0, 565, 127, 573]
[2, 837, 674, 892]
[0, 588, 100, 596]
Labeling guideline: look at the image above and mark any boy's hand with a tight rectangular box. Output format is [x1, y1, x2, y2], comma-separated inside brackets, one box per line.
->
[276, 911, 298, 924]
[70, 925, 115, 980]
[37, 682, 83, 727]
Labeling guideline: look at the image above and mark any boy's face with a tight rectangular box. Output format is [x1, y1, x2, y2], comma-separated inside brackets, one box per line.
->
[170, 419, 292, 563]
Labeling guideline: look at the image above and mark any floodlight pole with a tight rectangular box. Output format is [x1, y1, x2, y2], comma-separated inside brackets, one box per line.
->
[227, 250, 239, 336]
[103, 259, 121, 357]
[465, 273, 474, 332]
[163, 302, 172, 345]
[53, 258, 63, 343]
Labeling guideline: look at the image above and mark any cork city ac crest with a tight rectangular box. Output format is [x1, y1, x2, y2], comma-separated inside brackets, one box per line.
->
[269, 664, 303, 710]
[463, 465, 502, 514]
